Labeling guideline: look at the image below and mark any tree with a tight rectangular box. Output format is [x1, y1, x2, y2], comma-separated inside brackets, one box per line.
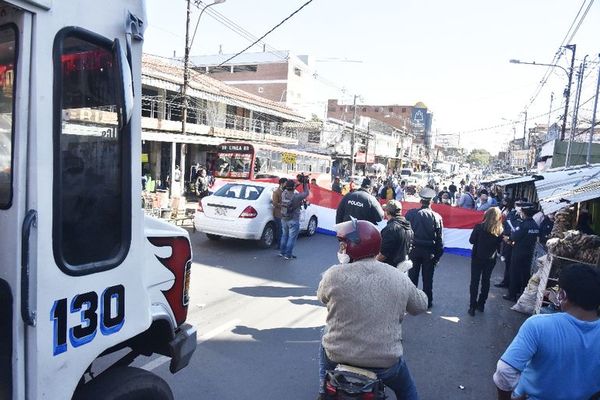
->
[466, 149, 491, 166]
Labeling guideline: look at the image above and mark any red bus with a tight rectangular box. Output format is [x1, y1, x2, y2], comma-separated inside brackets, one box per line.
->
[213, 142, 332, 186]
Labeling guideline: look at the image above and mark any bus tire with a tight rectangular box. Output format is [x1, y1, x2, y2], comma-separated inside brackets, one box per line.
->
[258, 223, 275, 249]
[73, 366, 173, 400]
[306, 216, 318, 237]
[206, 233, 221, 241]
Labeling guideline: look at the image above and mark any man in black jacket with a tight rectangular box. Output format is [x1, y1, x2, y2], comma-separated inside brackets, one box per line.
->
[336, 178, 384, 225]
[503, 203, 540, 302]
[377, 200, 414, 268]
[406, 188, 444, 309]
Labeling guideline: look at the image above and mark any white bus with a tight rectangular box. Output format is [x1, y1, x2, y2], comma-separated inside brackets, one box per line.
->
[0, 1, 196, 399]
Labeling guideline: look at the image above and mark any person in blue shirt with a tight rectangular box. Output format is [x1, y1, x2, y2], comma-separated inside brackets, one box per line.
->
[493, 263, 600, 400]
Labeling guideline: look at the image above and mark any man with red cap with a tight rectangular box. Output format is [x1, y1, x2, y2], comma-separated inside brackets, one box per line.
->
[317, 219, 427, 400]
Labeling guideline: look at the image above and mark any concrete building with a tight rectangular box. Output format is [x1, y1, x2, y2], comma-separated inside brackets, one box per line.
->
[140, 54, 305, 190]
[189, 51, 321, 118]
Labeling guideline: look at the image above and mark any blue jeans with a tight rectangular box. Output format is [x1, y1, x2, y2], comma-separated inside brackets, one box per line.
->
[279, 219, 300, 257]
[318, 345, 419, 400]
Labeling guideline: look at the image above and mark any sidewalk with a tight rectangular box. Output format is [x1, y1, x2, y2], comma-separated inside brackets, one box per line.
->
[401, 253, 527, 400]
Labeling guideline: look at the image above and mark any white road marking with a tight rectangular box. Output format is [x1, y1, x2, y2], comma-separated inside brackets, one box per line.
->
[140, 319, 241, 371]
[440, 316, 460, 323]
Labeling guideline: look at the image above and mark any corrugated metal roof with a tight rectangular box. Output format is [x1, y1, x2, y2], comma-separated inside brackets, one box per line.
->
[495, 175, 540, 186]
[535, 164, 600, 214]
[142, 55, 305, 122]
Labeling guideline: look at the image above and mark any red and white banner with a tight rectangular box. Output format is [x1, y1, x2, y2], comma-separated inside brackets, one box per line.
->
[307, 186, 484, 257]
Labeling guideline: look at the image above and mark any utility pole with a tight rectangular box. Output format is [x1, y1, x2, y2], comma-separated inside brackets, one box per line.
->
[350, 94, 358, 176]
[586, 54, 600, 165]
[561, 44, 576, 141]
[522, 111, 528, 147]
[363, 123, 370, 175]
[566, 56, 587, 167]
[547, 92, 554, 138]
[182, 0, 192, 137]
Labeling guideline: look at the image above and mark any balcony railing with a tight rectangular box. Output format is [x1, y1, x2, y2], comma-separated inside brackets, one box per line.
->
[141, 95, 296, 140]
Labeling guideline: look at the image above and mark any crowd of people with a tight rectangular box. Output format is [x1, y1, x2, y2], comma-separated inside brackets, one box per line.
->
[313, 176, 600, 400]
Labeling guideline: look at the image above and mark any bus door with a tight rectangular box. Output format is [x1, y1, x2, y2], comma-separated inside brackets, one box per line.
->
[0, 4, 32, 399]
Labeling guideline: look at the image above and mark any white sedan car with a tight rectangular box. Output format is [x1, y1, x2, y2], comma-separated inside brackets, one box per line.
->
[193, 181, 319, 248]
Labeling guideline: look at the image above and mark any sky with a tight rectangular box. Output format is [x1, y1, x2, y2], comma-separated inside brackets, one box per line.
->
[144, 0, 600, 155]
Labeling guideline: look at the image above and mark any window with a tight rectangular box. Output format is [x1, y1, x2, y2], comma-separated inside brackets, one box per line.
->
[388, 107, 394, 112]
[362, 107, 367, 112]
[214, 183, 264, 199]
[214, 153, 252, 178]
[294, 67, 302, 77]
[0, 25, 16, 208]
[53, 28, 131, 272]
[329, 107, 336, 112]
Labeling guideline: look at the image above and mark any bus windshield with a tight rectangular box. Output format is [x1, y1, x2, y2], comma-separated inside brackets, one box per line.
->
[214, 152, 252, 179]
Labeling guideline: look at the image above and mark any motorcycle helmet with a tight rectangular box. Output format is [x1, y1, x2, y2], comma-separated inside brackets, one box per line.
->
[334, 218, 381, 262]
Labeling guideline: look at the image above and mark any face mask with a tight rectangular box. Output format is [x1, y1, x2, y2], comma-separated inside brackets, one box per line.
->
[337, 252, 350, 264]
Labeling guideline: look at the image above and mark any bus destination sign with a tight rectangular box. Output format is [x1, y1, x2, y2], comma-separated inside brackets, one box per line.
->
[219, 144, 252, 153]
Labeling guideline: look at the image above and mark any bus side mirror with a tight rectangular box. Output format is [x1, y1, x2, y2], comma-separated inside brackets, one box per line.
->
[114, 39, 134, 130]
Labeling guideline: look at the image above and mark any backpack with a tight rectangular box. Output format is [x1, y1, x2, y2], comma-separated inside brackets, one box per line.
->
[280, 189, 296, 219]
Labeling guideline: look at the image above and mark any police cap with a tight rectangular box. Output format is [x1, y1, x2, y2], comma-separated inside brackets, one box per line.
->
[361, 178, 372, 188]
[520, 202, 537, 216]
[418, 187, 437, 201]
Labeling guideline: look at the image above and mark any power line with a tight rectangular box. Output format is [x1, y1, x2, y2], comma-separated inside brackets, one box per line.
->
[524, 0, 591, 110]
[566, 0, 595, 44]
[216, 0, 316, 67]
[448, 95, 596, 137]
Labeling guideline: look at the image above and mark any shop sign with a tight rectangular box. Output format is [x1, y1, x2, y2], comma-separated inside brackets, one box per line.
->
[218, 143, 252, 153]
[282, 152, 296, 164]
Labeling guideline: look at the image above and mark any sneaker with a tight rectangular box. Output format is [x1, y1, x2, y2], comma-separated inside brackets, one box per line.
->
[283, 255, 297, 260]
[277, 253, 284, 257]
[494, 282, 508, 288]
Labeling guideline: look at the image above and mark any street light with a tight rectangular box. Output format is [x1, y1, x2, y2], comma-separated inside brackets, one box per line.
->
[509, 44, 576, 141]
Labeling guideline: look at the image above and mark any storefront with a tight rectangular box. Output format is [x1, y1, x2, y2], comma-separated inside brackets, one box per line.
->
[141, 130, 222, 195]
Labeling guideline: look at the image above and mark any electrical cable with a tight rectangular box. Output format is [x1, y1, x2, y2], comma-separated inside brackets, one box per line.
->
[524, 0, 591, 110]
[215, 0, 316, 67]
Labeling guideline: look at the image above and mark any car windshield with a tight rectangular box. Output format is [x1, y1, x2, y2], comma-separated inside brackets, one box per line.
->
[213, 183, 264, 200]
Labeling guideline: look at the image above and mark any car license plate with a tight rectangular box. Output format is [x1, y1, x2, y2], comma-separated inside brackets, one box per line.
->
[215, 206, 228, 216]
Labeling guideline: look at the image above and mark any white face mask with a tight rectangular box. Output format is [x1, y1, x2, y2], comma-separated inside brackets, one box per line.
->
[337, 252, 350, 264]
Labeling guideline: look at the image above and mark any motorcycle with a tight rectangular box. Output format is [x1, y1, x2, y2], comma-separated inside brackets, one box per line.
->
[323, 364, 386, 399]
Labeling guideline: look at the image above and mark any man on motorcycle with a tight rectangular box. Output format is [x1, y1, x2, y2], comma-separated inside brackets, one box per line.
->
[317, 219, 428, 400]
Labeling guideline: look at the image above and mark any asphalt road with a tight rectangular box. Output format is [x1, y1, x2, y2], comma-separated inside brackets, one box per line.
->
[142, 229, 526, 400]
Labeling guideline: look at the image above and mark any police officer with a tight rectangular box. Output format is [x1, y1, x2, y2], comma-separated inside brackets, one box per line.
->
[335, 178, 384, 225]
[406, 187, 444, 309]
[503, 203, 540, 302]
